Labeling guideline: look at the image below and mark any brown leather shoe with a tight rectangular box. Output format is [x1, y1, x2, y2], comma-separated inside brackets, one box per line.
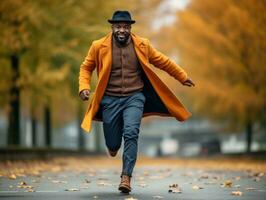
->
[118, 175, 131, 193]
[108, 149, 118, 157]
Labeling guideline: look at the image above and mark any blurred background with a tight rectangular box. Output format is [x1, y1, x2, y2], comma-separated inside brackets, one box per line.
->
[0, 0, 265, 159]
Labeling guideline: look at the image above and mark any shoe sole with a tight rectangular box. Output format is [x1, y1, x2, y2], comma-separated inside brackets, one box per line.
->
[118, 185, 131, 193]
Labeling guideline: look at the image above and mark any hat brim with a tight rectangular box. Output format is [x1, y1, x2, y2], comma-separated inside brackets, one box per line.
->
[108, 19, 135, 24]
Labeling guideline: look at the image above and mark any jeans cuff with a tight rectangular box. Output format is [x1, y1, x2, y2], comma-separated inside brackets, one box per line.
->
[120, 172, 132, 178]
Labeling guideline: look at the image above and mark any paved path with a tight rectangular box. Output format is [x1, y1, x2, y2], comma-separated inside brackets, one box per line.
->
[1, 164, 266, 200]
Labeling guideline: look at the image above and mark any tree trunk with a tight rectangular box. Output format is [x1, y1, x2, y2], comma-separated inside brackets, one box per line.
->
[44, 105, 52, 147]
[7, 54, 20, 146]
[246, 120, 253, 153]
[31, 117, 37, 147]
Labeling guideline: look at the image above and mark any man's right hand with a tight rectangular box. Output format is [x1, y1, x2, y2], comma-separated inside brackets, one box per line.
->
[79, 89, 90, 101]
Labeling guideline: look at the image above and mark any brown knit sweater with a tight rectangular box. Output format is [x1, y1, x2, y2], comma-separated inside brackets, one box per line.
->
[105, 36, 144, 96]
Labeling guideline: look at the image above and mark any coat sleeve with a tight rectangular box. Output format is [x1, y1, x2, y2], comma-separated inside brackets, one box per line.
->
[147, 39, 188, 83]
[78, 42, 96, 95]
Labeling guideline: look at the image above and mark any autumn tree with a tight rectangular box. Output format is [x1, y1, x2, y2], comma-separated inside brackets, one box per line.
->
[0, 0, 161, 149]
[156, 0, 266, 152]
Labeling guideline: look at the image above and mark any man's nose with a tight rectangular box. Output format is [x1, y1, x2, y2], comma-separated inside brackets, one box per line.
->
[119, 27, 126, 32]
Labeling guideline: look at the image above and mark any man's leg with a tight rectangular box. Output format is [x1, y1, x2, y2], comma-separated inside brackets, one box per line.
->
[121, 92, 146, 177]
[101, 95, 123, 154]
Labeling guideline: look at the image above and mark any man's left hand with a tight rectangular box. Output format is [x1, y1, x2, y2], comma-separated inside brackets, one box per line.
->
[182, 78, 195, 87]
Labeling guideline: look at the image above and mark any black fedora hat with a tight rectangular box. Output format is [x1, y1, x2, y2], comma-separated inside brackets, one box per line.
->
[108, 10, 135, 24]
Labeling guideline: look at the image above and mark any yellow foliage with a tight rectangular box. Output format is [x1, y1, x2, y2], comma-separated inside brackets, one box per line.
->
[155, 0, 266, 126]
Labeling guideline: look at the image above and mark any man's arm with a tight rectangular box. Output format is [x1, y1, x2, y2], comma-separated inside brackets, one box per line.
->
[147, 39, 194, 86]
[78, 42, 96, 99]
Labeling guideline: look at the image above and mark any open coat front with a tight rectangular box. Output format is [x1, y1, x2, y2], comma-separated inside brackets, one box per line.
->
[79, 32, 191, 133]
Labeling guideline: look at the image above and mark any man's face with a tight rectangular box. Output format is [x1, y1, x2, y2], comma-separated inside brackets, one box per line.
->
[112, 22, 131, 45]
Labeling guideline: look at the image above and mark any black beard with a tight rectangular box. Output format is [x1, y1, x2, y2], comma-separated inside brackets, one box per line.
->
[113, 33, 130, 46]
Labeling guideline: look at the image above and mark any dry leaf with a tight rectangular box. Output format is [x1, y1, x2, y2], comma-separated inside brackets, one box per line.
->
[231, 191, 242, 196]
[221, 180, 232, 188]
[212, 175, 220, 180]
[200, 174, 209, 179]
[17, 182, 33, 189]
[8, 174, 16, 180]
[254, 177, 260, 182]
[20, 181, 27, 186]
[52, 180, 67, 184]
[168, 184, 182, 193]
[192, 185, 203, 190]
[253, 172, 264, 177]
[85, 179, 91, 183]
[181, 172, 193, 177]
[124, 197, 138, 200]
[245, 187, 256, 191]
[27, 189, 35, 192]
[65, 188, 79, 191]
[18, 185, 34, 189]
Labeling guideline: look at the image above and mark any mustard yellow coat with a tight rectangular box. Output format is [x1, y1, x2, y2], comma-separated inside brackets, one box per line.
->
[79, 32, 191, 133]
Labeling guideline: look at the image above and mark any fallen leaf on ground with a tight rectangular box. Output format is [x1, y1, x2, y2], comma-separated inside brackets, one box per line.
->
[168, 184, 182, 193]
[200, 174, 209, 179]
[65, 188, 79, 191]
[8, 174, 16, 180]
[212, 175, 220, 180]
[192, 185, 204, 190]
[19, 181, 27, 186]
[253, 172, 264, 177]
[124, 197, 138, 200]
[245, 187, 256, 191]
[231, 191, 242, 196]
[26, 189, 35, 192]
[221, 180, 232, 188]
[254, 177, 260, 182]
[181, 172, 193, 177]
[52, 180, 67, 184]
[85, 179, 91, 183]
[17, 182, 33, 189]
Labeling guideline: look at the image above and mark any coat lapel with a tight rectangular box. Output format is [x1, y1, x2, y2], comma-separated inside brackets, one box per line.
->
[94, 33, 112, 104]
[131, 33, 147, 62]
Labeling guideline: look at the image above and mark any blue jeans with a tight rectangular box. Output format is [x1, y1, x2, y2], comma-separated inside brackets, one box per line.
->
[100, 91, 146, 177]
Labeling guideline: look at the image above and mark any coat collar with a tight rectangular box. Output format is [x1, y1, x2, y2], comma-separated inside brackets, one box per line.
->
[100, 32, 145, 48]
